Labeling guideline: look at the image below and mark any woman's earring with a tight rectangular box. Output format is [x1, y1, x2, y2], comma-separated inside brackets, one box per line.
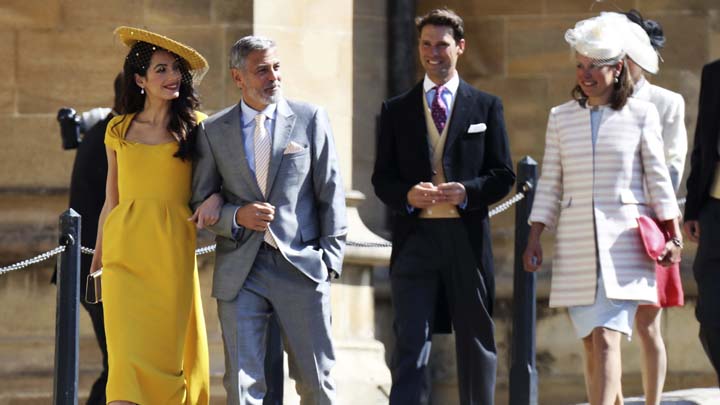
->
[140, 87, 145, 95]
[614, 75, 619, 84]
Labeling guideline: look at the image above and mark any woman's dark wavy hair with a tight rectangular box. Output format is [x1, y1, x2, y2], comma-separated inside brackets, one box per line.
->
[572, 59, 634, 111]
[117, 41, 199, 160]
[625, 9, 665, 50]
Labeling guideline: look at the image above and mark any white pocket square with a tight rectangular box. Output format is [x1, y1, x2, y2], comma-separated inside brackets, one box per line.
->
[468, 123, 487, 133]
[283, 141, 306, 154]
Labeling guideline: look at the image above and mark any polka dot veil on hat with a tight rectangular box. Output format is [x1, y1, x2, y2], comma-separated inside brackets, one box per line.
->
[114, 26, 209, 86]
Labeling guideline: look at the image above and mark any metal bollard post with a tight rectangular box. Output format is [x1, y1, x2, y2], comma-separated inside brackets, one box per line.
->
[53, 209, 81, 405]
[509, 156, 539, 405]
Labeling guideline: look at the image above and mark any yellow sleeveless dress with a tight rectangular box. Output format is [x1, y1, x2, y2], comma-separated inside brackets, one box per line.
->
[102, 112, 209, 404]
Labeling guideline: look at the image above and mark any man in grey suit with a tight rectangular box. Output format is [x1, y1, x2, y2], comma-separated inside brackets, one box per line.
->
[191, 36, 347, 404]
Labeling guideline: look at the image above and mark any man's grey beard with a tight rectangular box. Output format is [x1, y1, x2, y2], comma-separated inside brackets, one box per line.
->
[265, 90, 281, 105]
[253, 83, 281, 105]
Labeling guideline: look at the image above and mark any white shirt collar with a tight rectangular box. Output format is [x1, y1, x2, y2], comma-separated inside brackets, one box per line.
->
[633, 76, 649, 96]
[240, 99, 277, 125]
[423, 73, 460, 96]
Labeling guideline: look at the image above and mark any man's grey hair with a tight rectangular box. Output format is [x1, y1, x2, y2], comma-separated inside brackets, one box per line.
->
[229, 36, 277, 71]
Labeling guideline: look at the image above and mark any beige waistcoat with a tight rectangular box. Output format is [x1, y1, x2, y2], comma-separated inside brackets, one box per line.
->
[420, 94, 460, 219]
[711, 162, 720, 199]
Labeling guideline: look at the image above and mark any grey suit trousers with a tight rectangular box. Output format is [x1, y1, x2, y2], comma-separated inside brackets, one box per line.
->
[217, 247, 336, 405]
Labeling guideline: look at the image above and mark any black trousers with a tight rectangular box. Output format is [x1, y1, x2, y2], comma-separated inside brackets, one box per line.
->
[389, 219, 497, 405]
[694, 198, 720, 386]
[699, 325, 720, 386]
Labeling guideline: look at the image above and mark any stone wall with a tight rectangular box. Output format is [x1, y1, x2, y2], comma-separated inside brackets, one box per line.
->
[0, 0, 392, 403]
[405, 0, 720, 281]
[352, 0, 388, 233]
[370, 0, 720, 403]
[351, 0, 720, 261]
[0, 4, 245, 397]
[3, 0, 720, 403]
[0, 0, 254, 192]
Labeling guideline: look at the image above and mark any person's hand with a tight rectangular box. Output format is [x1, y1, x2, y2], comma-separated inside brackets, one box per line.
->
[407, 182, 443, 209]
[437, 182, 466, 206]
[235, 202, 275, 231]
[683, 220, 700, 243]
[657, 239, 682, 267]
[523, 237, 543, 272]
[188, 192, 223, 229]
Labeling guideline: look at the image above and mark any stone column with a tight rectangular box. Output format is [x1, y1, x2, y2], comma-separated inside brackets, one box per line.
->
[253, 1, 392, 403]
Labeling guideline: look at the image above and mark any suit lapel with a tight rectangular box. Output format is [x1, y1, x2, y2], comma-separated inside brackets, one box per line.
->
[266, 98, 296, 194]
[221, 104, 264, 199]
[406, 83, 433, 178]
[443, 80, 471, 157]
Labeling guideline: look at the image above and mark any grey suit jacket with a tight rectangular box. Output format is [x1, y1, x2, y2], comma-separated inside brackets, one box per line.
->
[191, 98, 347, 301]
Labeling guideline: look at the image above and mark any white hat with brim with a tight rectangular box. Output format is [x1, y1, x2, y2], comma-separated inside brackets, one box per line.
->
[621, 17, 659, 74]
[565, 14, 625, 63]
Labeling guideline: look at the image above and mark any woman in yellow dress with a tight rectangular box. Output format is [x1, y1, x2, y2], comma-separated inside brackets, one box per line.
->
[90, 27, 220, 405]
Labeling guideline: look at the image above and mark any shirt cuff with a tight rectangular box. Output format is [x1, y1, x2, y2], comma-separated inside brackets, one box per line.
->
[231, 207, 243, 240]
[459, 196, 468, 210]
[406, 204, 415, 214]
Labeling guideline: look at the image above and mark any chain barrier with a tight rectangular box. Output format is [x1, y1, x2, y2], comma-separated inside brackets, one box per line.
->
[0, 191, 689, 275]
[347, 240, 392, 248]
[0, 246, 66, 276]
[195, 244, 216, 256]
[489, 191, 525, 218]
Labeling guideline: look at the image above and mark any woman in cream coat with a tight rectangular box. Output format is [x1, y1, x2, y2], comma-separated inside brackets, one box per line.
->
[523, 14, 682, 405]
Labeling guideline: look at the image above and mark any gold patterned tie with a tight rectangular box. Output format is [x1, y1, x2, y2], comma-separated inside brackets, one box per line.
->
[254, 113, 277, 247]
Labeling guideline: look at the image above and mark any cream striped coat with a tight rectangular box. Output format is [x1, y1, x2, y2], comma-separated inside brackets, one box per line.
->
[530, 98, 680, 308]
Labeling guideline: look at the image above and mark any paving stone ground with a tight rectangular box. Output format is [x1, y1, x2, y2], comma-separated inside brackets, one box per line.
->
[576, 388, 720, 405]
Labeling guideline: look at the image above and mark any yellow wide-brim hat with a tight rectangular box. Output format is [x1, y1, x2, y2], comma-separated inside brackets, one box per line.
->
[114, 26, 209, 84]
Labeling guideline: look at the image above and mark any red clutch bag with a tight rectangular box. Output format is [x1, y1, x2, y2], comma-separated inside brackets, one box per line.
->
[636, 215, 684, 307]
[637, 215, 666, 259]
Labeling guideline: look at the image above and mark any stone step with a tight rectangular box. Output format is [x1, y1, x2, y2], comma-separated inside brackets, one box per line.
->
[575, 388, 720, 405]
[2, 367, 716, 405]
[0, 372, 227, 405]
[0, 260, 391, 405]
[0, 347, 390, 405]
[0, 368, 389, 405]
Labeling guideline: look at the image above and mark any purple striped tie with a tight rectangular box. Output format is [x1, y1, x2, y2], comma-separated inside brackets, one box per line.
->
[431, 85, 447, 133]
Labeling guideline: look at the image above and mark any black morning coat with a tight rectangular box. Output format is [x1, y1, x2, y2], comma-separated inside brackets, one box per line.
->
[685, 60, 720, 221]
[372, 79, 515, 333]
[685, 60, 720, 328]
